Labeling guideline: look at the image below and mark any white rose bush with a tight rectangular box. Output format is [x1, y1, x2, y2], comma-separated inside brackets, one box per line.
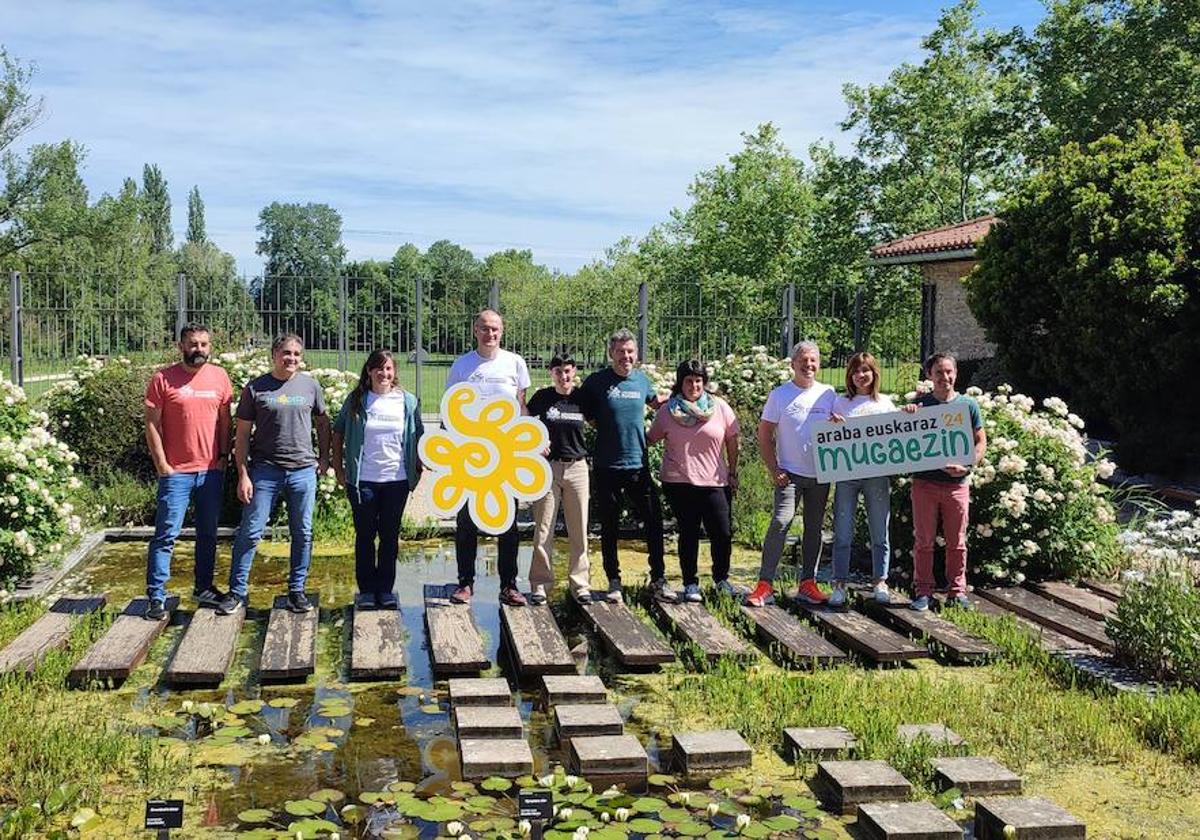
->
[0, 373, 83, 586]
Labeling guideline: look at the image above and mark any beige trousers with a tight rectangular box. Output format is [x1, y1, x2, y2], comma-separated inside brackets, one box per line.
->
[529, 458, 591, 594]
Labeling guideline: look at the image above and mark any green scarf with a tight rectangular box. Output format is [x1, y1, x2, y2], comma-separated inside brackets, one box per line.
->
[668, 393, 716, 427]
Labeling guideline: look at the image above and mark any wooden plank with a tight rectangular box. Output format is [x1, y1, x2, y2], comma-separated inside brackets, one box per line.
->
[163, 607, 244, 687]
[858, 595, 998, 663]
[68, 596, 178, 686]
[578, 601, 674, 666]
[739, 605, 847, 667]
[976, 586, 1112, 652]
[1027, 580, 1117, 622]
[424, 586, 489, 674]
[653, 601, 753, 662]
[259, 594, 320, 682]
[797, 604, 928, 663]
[499, 603, 575, 676]
[1081, 578, 1124, 602]
[966, 594, 1099, 654]
[0, 595, 107, 675]
[350, 607, 406, 680]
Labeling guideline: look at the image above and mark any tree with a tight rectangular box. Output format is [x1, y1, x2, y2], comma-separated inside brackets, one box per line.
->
[841, 0, 1033, 236]
[0, 47, 43, 156]
[186, 185, 206, 245]
[968, 122, 1200, 472]
[140, 163, 172, 253]
[254, 202, 346, 345]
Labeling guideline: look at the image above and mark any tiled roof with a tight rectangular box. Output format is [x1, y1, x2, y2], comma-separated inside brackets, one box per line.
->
[870, 214, 998, 260]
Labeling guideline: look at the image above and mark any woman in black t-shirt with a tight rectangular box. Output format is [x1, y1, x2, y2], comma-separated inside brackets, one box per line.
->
[527, 354, 592, 604]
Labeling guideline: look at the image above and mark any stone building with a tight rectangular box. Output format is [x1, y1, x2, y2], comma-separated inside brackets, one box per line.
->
[870, 215, 997, 373]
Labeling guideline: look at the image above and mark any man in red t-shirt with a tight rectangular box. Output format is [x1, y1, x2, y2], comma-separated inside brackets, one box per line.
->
[143, 323, 233, 620]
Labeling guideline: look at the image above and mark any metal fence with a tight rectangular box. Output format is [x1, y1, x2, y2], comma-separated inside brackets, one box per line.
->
[3, 269, 922, 404]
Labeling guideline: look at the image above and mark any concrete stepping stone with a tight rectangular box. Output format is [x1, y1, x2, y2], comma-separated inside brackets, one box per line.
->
[897, 723, 965, 749]
[69, 596, 177, 687]
[554, 703, 624, 739]
[460, 737, 533, 779]
[448, 677, 512, 707]
[857, 801, 963, 840]
[350, 606, 406, 680]
[932, 756, 1022, 796]
[814, 760, 914, 815]
[455, 705, 524, 739]
[670, 729, 752, 775]
[783, 726, 859, 761]
[569, 734, 649, 790]
[974, 796, 1085, 839]
[260, 593, 320, 682]
[541, 674, 607, 706]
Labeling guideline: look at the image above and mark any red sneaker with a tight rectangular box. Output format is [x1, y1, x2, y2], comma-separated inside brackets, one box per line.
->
[744, 580, 775, 607]
[500, 586, 528, 607]
[796, 578, 829, 604]
[450, 584, 473, 604]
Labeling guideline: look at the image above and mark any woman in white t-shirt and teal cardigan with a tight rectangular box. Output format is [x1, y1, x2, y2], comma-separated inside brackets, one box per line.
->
[332, 350, 424, 611]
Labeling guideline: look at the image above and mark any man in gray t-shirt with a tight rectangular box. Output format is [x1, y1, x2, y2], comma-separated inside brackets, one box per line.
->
[237, 372, 328, 468]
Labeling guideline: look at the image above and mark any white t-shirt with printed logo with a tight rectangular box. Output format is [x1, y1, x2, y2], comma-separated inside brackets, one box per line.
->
[761, 381, 836, 477]
[832, 393, 897, 419]
[446, 349, 531, 400]
[360, 390, 407, 483]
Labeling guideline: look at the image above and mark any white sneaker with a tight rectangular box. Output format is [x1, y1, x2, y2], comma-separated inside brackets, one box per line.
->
[530, 584, 548, 605]
[603, 578, 624, 604]
[649, 577, 677, 603]
[828, 586, 847, 608]
[873, 582, 891, 604]
[681, 583, 702, 603]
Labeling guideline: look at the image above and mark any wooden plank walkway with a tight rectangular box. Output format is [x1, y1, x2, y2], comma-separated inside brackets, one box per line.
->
[499, 603, 575, 677]
[163, 607, 244, 687]
[653, 601, 754, 662]
[0, 595, 106, 676]
[259, 594, 320, 682]
[976, 586, 1113, 652]
[797, 603, 928, 663]
[739, 605, 846, 667]
[1081, 578, 1124, 602]
[858, 595, 998, 663]
[966, 594, 1099, 654]
[578, 601, 674, 666]
[350, 608, 406, 680]
[424, 585, 489, 674]
[1027, 580, 1117, 622]
[68, 596, 178, 686]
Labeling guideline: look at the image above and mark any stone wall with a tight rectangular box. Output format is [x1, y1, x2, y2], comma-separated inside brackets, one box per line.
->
[922, 259, 995, 361]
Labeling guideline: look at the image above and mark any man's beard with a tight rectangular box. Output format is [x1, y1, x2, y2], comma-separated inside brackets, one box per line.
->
[186, 351, 209, 366]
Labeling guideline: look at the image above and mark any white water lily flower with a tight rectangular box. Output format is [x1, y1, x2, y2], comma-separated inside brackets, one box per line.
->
[558, 807, 573, 821]
[564, 774, 578, 787]
[736, 813, 752, 830]
[600, 811, 610, 823]
[540, 774, 556, 788]
[572, 829, 589, 840]
[446, 821, 464, 836]
[518, 820, 532, 837]
[257, 734, 271, 745]
[615, 807, 630, 822]
[707, 802, 720, 817]
[181, 700, 194, 713]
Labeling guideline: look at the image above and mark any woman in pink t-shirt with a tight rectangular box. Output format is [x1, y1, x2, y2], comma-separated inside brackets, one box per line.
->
[648, 360, 740, 603]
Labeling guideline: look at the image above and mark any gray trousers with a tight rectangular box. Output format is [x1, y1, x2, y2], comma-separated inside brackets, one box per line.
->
[757, 471, 830, 582]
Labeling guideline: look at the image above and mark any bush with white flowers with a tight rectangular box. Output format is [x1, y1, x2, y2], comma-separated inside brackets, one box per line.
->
[890, 383, 1122, 582]
[0, 374, 83, 586]
[1118, 504, 1200, 584]
[705, 346, 792, 411]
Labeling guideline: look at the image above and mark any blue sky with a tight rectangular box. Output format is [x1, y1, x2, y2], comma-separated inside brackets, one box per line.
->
[7, 0, 1044, 275]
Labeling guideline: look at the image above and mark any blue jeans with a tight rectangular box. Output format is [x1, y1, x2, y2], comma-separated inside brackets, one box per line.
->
[347, 480, 409, 597]
[831, 476, 891, 581]
[145, 469, 225, 601]
[228, 463, 317, 599]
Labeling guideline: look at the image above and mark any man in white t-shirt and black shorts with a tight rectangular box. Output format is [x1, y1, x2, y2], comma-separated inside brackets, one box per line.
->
[446, 309, 531, 607]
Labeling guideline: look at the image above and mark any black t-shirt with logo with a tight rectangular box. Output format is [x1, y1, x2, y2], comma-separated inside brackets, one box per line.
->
[527, 386, 588, 461]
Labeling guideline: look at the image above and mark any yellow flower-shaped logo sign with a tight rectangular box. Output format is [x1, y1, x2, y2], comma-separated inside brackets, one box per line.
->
[419, 384, 552, 535]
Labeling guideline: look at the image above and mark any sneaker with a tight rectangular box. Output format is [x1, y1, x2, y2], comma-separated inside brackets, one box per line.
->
[714, 579, 748, 598]
[873, 582, 892, 604]
[571, 589, 592, 605]
[194, 586, 226, 609]
[500, 586, 528, 607]
[910, 595, 931, 612]
[649, 577, 677, 603]
[450, 584, 473, 605]
[796, 579, 829, 605]
[287, 590, 313, 613]
[529, 585, 548, 606]
[376, 592, 399, 610]
[144, 598, 166, 621]
[354, 592, 376, 611]
[681, 583, 702, 603]
[951, 594, 973, 611]
[828, 585, 846, 608]
[215, 593, 244, 616]
[602, 578, 624, 604]
[744, 580, 775, 607]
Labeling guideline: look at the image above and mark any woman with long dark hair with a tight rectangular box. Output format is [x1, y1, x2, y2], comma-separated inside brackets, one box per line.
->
[332, 350, 424, 610]
[647, 359, 741, 602]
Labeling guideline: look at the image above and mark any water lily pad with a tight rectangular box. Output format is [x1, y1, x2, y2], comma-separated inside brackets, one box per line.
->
[660, 807, 691, 822]
[590, 829, 631, 840]
[468, 818, 494, 831]
[268, 697, 300, 708]
[740, 823, 772, 839]
[293, 732, 328, 748]
[287, 817, 339, 838]
[283, 798, 325, 817]
[735, 794, 763, 806]
[194, 742, 255, 766]
[631, 796, 667, 813]
[309, 726, 345, 738]
[44, 782, 81, 815]
[708, 776, 738, 792]
[629, 818, 663, 832]
[480, 776, 512, 792]
[309, 789, 345, 805]
[70, 807, 98, 829]
[153, 714, 182, 729]
[781, 795, 818, 811]
[213, 725, 251, 739]
[419, 703, 442, 714]
[239, 830, 284, 840]
[354, 716, 376, 728]
[647, 773, 676, 787]
[339, 804, 362, 824]
[237, 808, 274, 824]
[675, 821, 710, 837]
[387, 781, 417, 793]
[315, 741, 338, 751]
[764, 814, 803, 832]
[229, 699, 265, 715]
[466, 794, 496, 809]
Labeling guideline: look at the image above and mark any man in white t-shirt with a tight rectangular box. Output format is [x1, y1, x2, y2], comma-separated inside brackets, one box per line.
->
[745, 341, 837, 607]
[446, 309, 531, 607]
